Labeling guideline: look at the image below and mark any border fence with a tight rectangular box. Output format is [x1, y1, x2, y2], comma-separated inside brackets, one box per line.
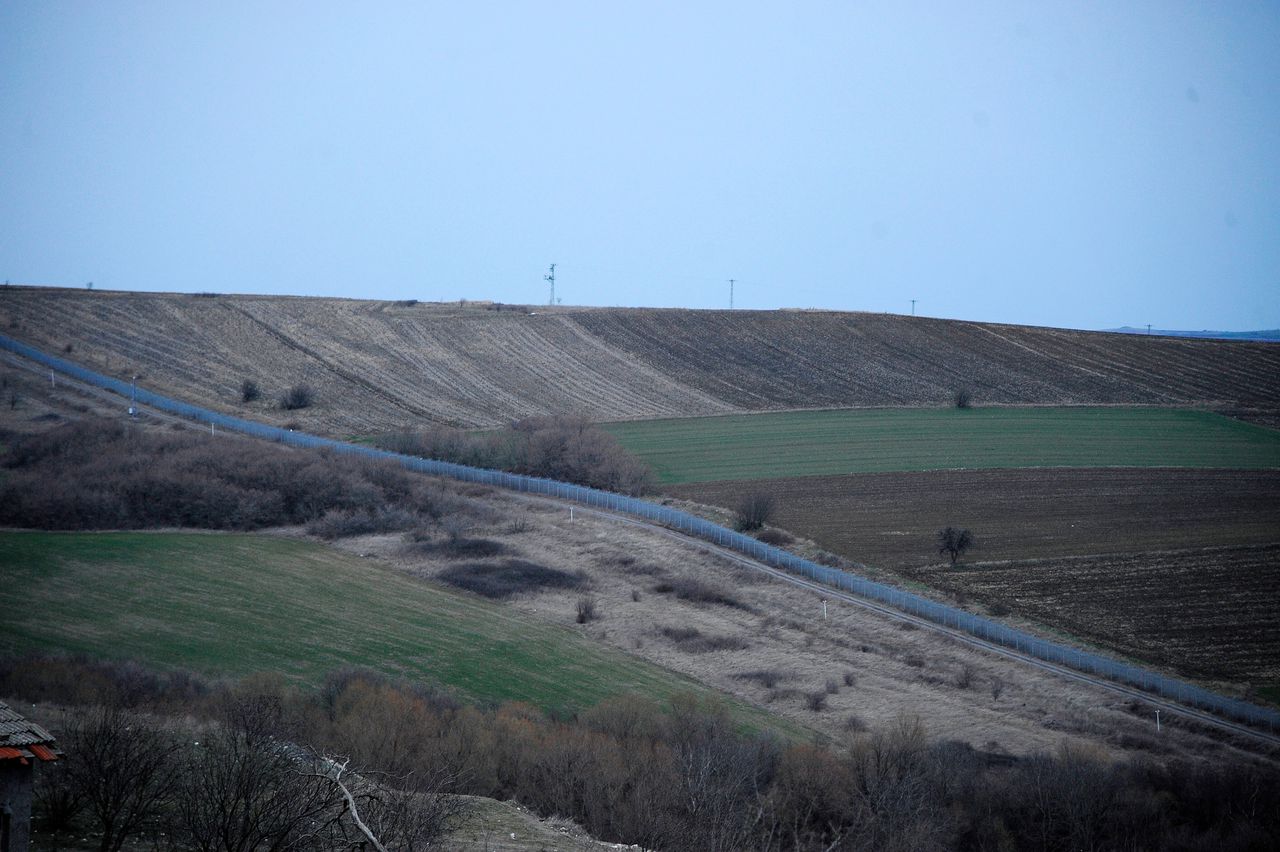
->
[3, 331, 1277, 732]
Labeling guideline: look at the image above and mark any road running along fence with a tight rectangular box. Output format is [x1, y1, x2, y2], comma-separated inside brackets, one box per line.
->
[4, 330, 1278, 733]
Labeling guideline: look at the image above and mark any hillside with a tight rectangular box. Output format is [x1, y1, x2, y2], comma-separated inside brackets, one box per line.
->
[3, 286, 1279, 433]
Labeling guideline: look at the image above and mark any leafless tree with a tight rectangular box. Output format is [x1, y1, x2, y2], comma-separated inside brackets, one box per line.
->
[937, 527, 974, 565]
[734, 492, 776, 532]
[62, 704, 183, 852]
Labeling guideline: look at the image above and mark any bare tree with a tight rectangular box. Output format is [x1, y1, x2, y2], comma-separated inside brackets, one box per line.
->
[937, 527, 974, 565]
[734, 492, 776, 532]
[62, 704, 183, 852]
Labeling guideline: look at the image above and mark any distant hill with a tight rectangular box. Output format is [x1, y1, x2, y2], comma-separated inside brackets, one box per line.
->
[3, 286, 1278, 435]
[1106, 326, 1280, 342]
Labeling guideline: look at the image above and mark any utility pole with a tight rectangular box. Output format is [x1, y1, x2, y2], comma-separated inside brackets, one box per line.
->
[1146, 324, 1152, 335]
[910, 299, 917, 316]
[544, 264, 556, 307]
[729, 279, 735, 309]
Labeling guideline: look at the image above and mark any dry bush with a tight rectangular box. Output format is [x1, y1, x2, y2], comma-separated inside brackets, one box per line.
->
[990, 676, 1005, 700]
[436, 559, 584, 599]
[755, 528, 793, 545]
[374, 415, 654, 495]
[825, 678, 840, 695]
[306, 507, 419, 539]
[659, 626, 749, 653]
[576, 596, 599, 624]
[732, 669, 789, 689]
[651, 576, 750, 610]
[954, 664, 975, 690]
[240, 378, 261, 403]
[843, 671, 857, 687]
[733, 492, 775, 532]
[805, 690, 829, 712]
[0, 419, 451, 532]
[904, 653, 926, 668]
[278, 383, 314, 410]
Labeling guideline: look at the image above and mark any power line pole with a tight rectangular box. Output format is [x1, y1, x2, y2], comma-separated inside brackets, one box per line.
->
[544, 263, 556, 307]
[910, 299, 917, 316]
[729, 279, 735, 309]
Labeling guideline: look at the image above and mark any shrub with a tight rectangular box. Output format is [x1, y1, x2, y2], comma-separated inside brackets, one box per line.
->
[279, 383, 314, 410]
[734, 492, 775, 532]
[955, 664, 974, 689]
[954, 388, 972, 409]
[659, 626, 748, 653]
[755, 528, 793, 545]
[240, 379, 261, 403]
[733, 669, 788, 689]
[843, 671, 857, 687]
[436, 560, 583, 599]
[651, 577, 750, 610]
[307, 507, 419, 539]
[805, 690, 829, 712]
[576, 597, 599, 624]
[825, 679, 840, 695]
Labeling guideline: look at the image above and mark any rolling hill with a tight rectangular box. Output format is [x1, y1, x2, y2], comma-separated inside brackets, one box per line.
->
[3, 286, 1278, 434]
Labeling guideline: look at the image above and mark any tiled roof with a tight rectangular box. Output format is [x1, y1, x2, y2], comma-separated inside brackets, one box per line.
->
[0, 701, 60, 763]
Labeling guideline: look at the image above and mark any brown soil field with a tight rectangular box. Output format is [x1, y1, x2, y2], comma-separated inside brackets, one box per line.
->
[5, 360, 1269, 763]
[912, 544, 1280, 687]
[670, 469, 1280, 689]
[670, 468, 1280, 570]
[4, 287, 1278, 433]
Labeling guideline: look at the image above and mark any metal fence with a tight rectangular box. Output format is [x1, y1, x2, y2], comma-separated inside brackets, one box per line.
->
[4, 330, 1277, 732]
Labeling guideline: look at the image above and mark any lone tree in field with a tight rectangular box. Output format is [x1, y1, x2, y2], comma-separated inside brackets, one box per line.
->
[937, 526, 974, 565]
[734, 492, 775, 532]
[954, 388, 973, 409]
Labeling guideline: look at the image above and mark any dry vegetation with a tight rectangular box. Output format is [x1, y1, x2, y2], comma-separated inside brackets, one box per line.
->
[4, 287, 1278, 434]
[10, 662, 1279, 852]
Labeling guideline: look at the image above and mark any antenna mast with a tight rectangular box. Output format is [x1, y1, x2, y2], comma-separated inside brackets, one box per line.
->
[545, 263, 556, 306]
[729, 279, 735, 309]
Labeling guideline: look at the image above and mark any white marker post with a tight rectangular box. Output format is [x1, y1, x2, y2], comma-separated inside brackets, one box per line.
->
[1155, 709, 1161, 732]
[822, 599, 828, 620]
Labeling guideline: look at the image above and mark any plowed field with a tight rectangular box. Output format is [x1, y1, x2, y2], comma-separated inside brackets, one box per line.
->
[671, 468, 1280, 688]
[4, 287, 1277, 433]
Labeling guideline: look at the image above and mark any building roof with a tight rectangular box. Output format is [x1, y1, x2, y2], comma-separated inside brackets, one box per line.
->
[0, 700, 60, 764]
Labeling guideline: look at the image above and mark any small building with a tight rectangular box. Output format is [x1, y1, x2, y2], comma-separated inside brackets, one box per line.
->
[0, 701, 60, 852]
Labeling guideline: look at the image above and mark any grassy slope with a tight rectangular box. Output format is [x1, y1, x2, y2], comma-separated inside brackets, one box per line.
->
[604, 407, 1280, 484]
[0, 531, 781, 726]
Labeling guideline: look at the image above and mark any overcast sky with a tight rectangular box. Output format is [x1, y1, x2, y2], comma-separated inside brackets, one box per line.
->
[3, 2, 1278, 330]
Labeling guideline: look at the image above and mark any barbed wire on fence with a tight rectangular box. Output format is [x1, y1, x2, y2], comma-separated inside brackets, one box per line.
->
[1, 332, 1274, 731]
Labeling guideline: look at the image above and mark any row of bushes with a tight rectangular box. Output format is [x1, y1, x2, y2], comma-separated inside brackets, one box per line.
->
[5, 655, 1278, 852]
[0, 419, 465, 531]
[374, 415, 654, 495]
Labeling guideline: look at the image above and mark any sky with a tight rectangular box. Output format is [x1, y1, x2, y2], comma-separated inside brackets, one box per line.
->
[2, 1, 1278, 331]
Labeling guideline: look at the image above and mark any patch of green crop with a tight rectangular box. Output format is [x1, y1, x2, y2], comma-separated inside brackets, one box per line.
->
[0, 531, 794, 734]
[603, 407, 1280, 484]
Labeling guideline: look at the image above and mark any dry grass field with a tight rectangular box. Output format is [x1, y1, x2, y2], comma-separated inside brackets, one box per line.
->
[4, 286, 1278, 433]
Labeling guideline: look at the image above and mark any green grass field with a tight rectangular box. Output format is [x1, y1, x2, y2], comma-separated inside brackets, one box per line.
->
[603, 407, 1280, 484]
[0, 531, 785, 728]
